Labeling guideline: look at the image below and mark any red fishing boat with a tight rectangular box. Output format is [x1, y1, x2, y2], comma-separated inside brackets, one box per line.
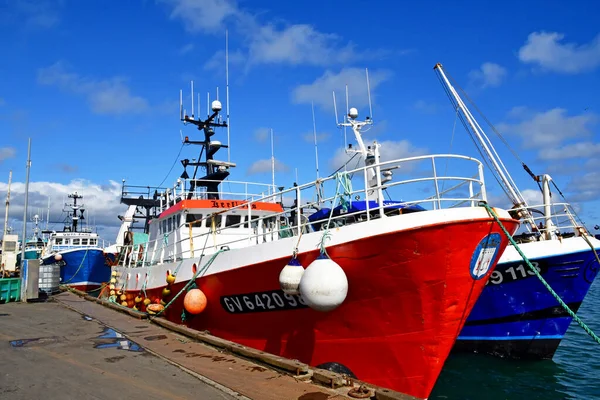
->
[109, 79, 518, 399]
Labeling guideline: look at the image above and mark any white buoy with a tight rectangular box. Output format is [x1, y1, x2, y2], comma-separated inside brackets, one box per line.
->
[299, 253, 348, 312]
[54, 253, 63, 261]
[279, 256, 305, 295]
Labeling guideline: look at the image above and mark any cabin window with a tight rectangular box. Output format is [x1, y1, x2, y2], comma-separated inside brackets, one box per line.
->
[90, 239, 97, 245]
[72, 239, 80, 245]
[81, 239, 88, 245]
[4, 241, 16, 252]
[176, 214, 181, 227]
[226, 215, 242, 228]
[168, 217, 173, 232]
[55, 238, 63, 245]
[186, 213, 203, 227]
[162, 219, 167, 233]
[64, 238, 70, 245]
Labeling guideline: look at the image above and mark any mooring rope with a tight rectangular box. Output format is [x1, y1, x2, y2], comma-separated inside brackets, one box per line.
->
[150, 249, 224, 318]
[481, 201, 600, 345]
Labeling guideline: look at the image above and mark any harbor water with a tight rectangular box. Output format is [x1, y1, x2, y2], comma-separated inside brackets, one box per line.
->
[431, 280, 600, 399]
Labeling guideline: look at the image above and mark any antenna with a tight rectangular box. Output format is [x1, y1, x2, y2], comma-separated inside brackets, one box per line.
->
[197, 93, 200, 119]
[270, 128, 275, 189]
[207, 92, 210, 118]
[191, 80, 195, 119]
[366, 68, 373, 120]
[312, 102, 320, 180]
[332, 91, 339, 125]
[216, 86, 219, 101]
[295, 168, 298, 184]
[226, 29, 231, 163]
[345, 84, 349, 148]
[179, 90, 183, 120]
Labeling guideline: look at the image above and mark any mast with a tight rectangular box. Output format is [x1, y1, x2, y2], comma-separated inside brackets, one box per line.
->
[3, 170, 12, 239]
[180, 88, 233, 200]
[20, 138, 32, 266]
[270, 128, 275, 190]
[65, 192, 84, 232]
[434, 63, 537, 231]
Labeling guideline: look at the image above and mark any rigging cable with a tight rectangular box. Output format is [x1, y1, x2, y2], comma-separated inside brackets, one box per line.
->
[156, 143, 186, 188]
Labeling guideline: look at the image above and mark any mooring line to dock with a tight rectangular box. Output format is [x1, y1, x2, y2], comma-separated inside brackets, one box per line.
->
[481, 201, 600, 345]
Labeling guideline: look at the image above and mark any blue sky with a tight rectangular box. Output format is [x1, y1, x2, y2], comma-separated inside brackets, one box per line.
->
[1, 0, 600, 241]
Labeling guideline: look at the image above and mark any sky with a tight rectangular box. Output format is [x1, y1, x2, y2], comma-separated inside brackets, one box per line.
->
[1, 0, 600, 243]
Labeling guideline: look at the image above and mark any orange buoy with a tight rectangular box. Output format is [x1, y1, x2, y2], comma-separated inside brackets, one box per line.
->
[135, 295, 143, 303]
[183, 289, 207, 315]
[143, 298, 152, 306]
[162, 287, 171, 297]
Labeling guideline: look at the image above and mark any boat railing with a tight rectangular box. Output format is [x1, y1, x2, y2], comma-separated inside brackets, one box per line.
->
[116, 154, 488, 268]
[510, 202, 586, 237]
[156, 180, 279, 213]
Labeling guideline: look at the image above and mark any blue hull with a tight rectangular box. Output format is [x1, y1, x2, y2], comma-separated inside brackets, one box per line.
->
[454, 248, 599, 358]
[42, 248, 110, 291]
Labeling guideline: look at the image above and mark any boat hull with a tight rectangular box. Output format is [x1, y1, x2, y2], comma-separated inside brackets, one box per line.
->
[42, 248, 109, 292]
[455, 236, 600, 359]
[113, 209, 518, 399]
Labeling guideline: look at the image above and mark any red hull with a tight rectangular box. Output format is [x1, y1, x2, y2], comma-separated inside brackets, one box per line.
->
[124, 218, 518, 399]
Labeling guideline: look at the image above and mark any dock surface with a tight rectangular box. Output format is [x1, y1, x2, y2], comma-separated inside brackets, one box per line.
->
[0, 293, 354, 400]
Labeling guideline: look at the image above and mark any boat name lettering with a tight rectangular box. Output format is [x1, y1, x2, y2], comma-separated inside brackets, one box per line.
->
[210, 201, 257, 209]
[220, 290, 308, 314]
[486, 261, 545, 286]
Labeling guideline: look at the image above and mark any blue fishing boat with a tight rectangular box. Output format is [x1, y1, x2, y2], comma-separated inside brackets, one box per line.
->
[435, 63, 600, 359]
[40, 192, 110, 292]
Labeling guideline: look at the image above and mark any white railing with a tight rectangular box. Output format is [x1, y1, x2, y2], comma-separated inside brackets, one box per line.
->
[158, 179, 278, 213]
[511, 202, 585, 237]
[116, 154, 487, 268]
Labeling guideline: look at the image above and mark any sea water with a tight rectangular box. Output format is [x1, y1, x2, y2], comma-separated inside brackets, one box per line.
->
[431, 280, 600, 399]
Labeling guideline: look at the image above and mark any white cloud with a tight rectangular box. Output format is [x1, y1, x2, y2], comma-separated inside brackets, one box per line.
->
[247, 24, 354, 66]
[247, 158, 289, 175]
[6, 0, 62, 30]
[0, 147, 16, 162]
[413, 100, 438, 114]
[37, 62, 149, 115]
[567, 171, 600, 202]
[179, 43, 195, 55]
[254, 127, 270, 142]
[520, 188, 543, 205]
[539, 141, 600, 161]
[293, 68, 391, 111]
[302, 132, 330, 143]
[330, 139, 427, 171]
[518, 31, 600, 73]
[497, 107, 597, 149]
[162, 0, 238, 34]
[203, 48, 246, 71]
[163, 0, 383, 68]
[0, 179, 126, 243]
[468, 62, 507, 88]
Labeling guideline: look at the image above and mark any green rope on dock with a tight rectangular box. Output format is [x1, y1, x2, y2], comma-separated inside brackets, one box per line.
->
[481, 201, 600, 346]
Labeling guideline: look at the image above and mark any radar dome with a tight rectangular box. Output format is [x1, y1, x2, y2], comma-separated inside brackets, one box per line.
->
[348, 108, 358, 119]
[211, 100, 222, 112]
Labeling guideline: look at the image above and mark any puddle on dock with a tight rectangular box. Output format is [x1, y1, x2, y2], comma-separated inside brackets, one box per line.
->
[0, 313, 9, 316]
[93, 327, 144, 352]
[10, 337, 62, 347]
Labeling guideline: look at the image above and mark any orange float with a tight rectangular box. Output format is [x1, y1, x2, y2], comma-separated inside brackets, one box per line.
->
[183, 289, 207, 315]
